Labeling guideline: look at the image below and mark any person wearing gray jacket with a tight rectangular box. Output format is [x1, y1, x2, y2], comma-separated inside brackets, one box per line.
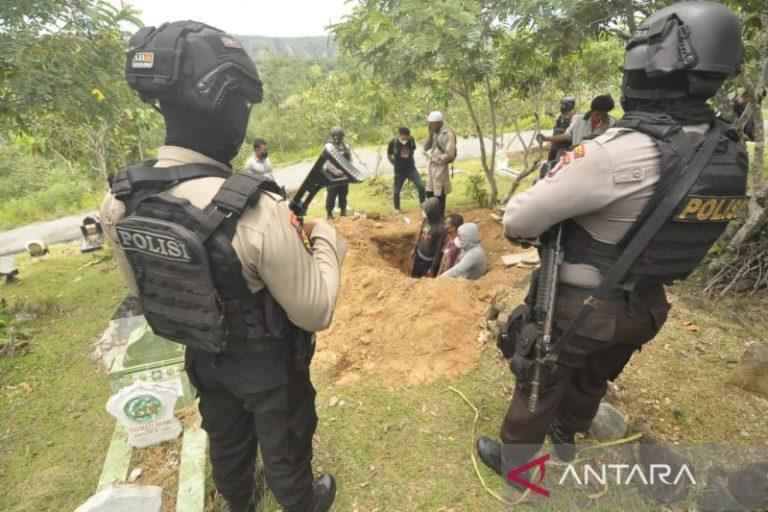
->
[440, 223, 486, 280]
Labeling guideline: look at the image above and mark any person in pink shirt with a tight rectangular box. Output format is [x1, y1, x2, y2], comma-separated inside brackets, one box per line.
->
[438, 213, 463, 275]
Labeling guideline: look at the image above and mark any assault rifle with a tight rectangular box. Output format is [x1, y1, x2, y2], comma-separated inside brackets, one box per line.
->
[289, 142, 365, 218]
[526, 224, 564, 412]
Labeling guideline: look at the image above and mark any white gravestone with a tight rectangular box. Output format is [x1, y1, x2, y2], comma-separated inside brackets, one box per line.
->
[106, 382, 182, 448]
[75, 484, 162, 512]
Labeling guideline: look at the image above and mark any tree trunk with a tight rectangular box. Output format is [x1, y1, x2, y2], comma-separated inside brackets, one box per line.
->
[460, 78, 498, 207]
[623, 0, 637, 35]
[501, 116, 543, 203]
[727, 10, 768, 251]
[484, 76, 499, 204]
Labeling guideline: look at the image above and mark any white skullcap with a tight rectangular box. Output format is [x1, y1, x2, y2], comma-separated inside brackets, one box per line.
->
[427, 111, 444, 122]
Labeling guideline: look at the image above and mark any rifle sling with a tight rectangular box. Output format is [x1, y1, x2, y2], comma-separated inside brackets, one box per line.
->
[553, 122, 722, 354]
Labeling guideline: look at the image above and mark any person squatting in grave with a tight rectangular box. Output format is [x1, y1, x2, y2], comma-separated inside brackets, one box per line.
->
[437, 213, 463, 276]
[439, 222, 486, 281]
[101, 21, 345, 512]
[411, 197, 447, 278]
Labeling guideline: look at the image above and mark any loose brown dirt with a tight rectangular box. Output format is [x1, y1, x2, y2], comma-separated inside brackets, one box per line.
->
[127, 406, 201, 512]
[314, 209, 531, 387]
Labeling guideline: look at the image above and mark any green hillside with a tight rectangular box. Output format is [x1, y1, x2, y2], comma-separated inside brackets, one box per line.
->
[235, 35, 337, 60]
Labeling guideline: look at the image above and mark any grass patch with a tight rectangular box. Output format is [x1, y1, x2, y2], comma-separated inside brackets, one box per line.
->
[0, 243, 126, 512]
[0, 183, 103, 231]
[305, 157, 526, 219]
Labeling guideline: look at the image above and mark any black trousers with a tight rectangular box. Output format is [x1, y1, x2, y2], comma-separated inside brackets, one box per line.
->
[500, 284, 670, 468]
[393, 169, 427, 210]
[186, 349, 317, 512]
[326, 184, 349, 216]
[411, 254, 433, 278]
[425, 191, 446, 217]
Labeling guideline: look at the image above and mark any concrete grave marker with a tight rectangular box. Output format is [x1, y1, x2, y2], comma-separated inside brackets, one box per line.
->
[106, 381, 182, 448]
[75, 484, 162, 512]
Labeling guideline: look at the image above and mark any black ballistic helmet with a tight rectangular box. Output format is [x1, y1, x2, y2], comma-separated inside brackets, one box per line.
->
[125, 20, 263, 111]
[622, 1, 744, 100]
[330, 126, 345, 138]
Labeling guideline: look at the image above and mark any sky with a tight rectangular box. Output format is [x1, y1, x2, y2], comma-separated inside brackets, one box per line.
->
[107, 0, 355, 37]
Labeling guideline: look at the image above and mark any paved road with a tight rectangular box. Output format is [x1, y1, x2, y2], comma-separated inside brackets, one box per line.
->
[274, 130, 540, 189]
[0, 211, 98, 256]
[6, 118, 767, 257]
[0, 131, 539, 257]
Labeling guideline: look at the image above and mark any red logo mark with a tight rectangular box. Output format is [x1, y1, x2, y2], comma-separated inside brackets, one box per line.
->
[506, 454, 551, 497]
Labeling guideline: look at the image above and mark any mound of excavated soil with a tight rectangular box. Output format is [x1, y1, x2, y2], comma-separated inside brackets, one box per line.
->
[314, 209, 532, 387]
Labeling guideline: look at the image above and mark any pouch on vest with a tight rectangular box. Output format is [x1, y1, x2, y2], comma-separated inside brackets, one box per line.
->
[116, 215, 229, 352]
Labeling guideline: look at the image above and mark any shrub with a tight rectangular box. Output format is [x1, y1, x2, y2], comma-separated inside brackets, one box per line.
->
[464, 171, 489, 208]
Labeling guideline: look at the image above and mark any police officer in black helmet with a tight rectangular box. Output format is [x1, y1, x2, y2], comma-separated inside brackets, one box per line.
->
[324, 126, 351, 220]
[101, 21, 345, 512]
[476, 1, 748, 481]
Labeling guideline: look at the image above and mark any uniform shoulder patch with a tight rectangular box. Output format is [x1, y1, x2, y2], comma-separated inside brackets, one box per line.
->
[573, 144, 586, 159]
[289, 212, 314, 254]
[547, 153, 571, 179]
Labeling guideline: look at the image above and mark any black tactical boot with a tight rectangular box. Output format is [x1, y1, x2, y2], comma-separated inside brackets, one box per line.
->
[548, 424, 576, 462]
[312, 473, 336, 512]
[476, 436, 502, 476]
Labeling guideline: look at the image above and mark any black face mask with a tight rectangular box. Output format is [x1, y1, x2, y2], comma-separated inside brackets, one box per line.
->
[259, 151, 269, 159]
[161, 98, 252, 165]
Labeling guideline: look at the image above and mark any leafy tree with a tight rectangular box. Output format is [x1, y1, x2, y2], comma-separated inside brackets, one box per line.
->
[722, 2, 768, 253]
[0, 1, 149, 180]
[334, 0, 510, 204]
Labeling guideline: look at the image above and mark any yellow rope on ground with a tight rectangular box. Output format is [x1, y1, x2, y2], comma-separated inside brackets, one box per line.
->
[450, 386, 645, 507]
[448, 386, 534, 508]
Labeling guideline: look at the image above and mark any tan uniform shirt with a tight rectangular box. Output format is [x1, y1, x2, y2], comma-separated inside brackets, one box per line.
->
[423, 124, 457, 196]
[100, 146, 348, 333]
[503, 125, 706, 288]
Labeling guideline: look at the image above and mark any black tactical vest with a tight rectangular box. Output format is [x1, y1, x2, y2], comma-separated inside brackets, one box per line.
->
[564, 116, 748, 286]
[110, 161, 294, 353]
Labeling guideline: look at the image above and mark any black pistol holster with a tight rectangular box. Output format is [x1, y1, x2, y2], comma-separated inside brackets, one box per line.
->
[497, 270, 541, 382]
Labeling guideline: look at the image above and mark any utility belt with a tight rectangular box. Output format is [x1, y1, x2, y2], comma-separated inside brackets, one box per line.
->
[558, 280, 661, 302]
[497, 277, 664, 382]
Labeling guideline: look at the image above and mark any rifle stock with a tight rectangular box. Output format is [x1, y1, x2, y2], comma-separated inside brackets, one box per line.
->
[289, 142, 365, 217]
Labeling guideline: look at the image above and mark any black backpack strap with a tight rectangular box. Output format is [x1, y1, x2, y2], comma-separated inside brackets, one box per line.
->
[211, 174, 285, 217]
[111, 160, 157, 199]
[554, 122, 723, 354]
[111, 162, 232, 200]
[186, 174, 285, 244]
